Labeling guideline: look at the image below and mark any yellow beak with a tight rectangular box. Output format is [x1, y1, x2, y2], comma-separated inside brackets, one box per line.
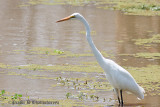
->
[56, 16, 74, 23]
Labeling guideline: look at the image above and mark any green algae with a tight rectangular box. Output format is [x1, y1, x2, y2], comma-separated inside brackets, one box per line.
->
[80, 61, 98, 66]
[79, 30, 97, 35]
[133, 34, 160, 46]
[0, 63, 12, 69]
[59, 51, 94, 58]
[14, 47, 112, 58]
[59, 51, 112, 58]
[17, 64, 103, 73]
[7, 71, 55, 80]
[0, 62, 103, 73]
[28, 47, 64, 55]
[134, 52, 160, 59]
[21, 0, 93, 7]
[120, 52, 160, 60]
[23, 0, 65, 6]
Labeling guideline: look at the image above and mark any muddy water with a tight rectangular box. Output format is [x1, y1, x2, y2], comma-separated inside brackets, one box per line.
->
[0, 0, 160, 106]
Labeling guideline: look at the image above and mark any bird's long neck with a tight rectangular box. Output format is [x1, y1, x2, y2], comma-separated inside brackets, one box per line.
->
[80, 17, 104, 65]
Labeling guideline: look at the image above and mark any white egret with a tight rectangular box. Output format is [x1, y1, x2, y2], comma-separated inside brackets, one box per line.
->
[56, 13, 145, 105]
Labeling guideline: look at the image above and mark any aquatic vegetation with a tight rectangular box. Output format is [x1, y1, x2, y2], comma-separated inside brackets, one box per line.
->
[0, 90, 5, 96]
[20, 0, 94, 7]
[0, 90, 85, 106]
[79, 30, 97, 35]
[0, 90, 23, 102]
[1, 60, 160, 96]
[59, 51, 94, 58]
[114, 2, 160, 16]
[0, 63, 11, 69]
[77, 92, 86, 100]
[59, 51, 111, 58]
[54, 49, 64, 54]
[55, 76, 112, 91]
[98, 0, 160, 16]
[54, 76, 112, 102]
[66, 92, 72, 99]
[28, 47, 64, 55]
[89, 95, 99, 101]
[120, 52, 160, 60]
[51, 76, 112, 103]
[1, 61, 160, 97]
[27, 47, 92, 57]
[14, 47, 111, 58]
[21, 0, 65, 6]
[80, 61, 98, 66]
[21, 0, 160, 16]
[7, 71, 56, 80]
[134, 52, 160, 59]
[11, 94, 23, 100]
[133, 34, 160, 46]
[14, 64, 103, 73]
[65, 91, 102, 102]
[2, 1, 160, 106]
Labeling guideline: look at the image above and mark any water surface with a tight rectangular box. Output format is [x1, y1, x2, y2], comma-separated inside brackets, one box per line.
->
[0, 0, 160, 106]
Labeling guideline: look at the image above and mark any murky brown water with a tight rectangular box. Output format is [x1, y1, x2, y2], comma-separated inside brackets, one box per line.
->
[0, 0, 160, 106]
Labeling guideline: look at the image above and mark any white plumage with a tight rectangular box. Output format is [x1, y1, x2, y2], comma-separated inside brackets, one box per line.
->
[56, 13, 145, 105]
[103, 59, 145, 99]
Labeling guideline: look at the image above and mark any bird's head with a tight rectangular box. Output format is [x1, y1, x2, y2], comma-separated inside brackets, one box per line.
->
[56, 13, 82, 23]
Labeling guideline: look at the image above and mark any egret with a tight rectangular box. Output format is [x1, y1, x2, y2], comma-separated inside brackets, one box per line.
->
[56, 13, 145, 105]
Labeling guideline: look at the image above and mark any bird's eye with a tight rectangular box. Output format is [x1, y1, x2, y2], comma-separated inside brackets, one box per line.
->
[71, 16, 75, 18]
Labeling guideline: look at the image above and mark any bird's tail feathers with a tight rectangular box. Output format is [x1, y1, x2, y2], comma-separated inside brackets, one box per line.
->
[137, 86, 145, 99]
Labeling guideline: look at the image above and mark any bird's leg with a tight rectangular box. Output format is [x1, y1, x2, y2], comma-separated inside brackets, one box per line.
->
[114, 88, 121, 105]
[120, 90, 123, 106]
[118, 95, 121, 105]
